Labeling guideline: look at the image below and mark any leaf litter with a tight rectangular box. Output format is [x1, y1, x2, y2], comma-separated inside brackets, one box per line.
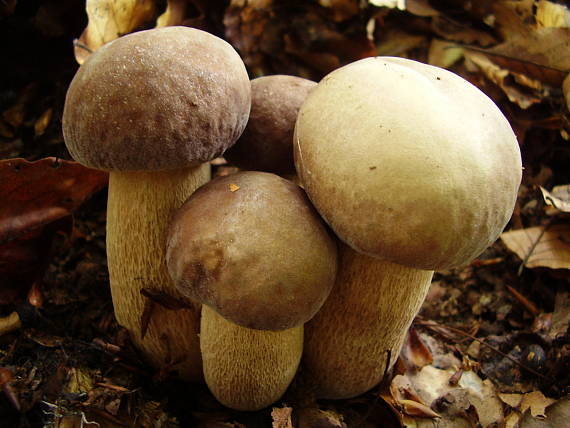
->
[2, 0, 570, 427]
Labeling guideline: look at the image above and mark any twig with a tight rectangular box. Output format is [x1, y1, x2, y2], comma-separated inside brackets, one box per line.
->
[416, 317, 551, 380]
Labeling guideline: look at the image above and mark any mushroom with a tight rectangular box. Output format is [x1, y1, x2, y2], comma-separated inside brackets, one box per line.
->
[166, 171, 338, 410]
[62, 27, 251, 380]
[294, 57, 522, 398]
[224, 75, 316, 176]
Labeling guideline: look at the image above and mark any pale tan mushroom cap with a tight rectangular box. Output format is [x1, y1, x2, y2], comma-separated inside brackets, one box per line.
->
[294, 57, 522, 270]
[63, 26, 251, 171]
[166, 171, 338, 331]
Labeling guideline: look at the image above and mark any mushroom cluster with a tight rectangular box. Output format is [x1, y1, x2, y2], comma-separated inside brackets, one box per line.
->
[63, 23, 522, 412]
[294, 56, 522, 399]
[63, 26, 251, 381]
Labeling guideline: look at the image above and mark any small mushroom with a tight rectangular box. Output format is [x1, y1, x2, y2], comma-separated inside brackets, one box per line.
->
[224, 75, 316, 176]
[62, 27, 251, 380]
[294, 57, 522, 398]
[166, 171, 338, 410]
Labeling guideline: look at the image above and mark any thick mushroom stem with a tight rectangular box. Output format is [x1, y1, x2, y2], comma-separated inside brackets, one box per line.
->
[303, 244, 434, 399]
[200, 305, 303, 411]
[106, 164, 210, 381]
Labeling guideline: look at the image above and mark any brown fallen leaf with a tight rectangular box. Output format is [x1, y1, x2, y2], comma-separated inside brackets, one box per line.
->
[464, 51, 544, 109]
[488, 1, 570, 87]
[272, 406, 293, 428]
[0, 158, 108, 244]
[500, 224, 570, 270]
[399, 327, 433, 372]
[74, 0, 157, 64]
[520, 391, 556, 419]
[0, 158, 108, 303]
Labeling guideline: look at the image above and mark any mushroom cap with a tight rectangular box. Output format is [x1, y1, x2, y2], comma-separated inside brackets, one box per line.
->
[166, 171, 338, 331]
[224, 75, 316, 175]
[294, 57, 522, 271]
[63, 26, 251, 171]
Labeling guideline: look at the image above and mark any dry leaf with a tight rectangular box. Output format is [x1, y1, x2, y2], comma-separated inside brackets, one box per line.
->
[500, 392, 524, 408]
[464, 51, 544, 109]
[271, 406, 293, 428]
[0, 158, 108, 244]
[488, 2, 570, 87]
[229, 183, 240, 192]
[540, 185, 570, 212]
[521, 391, 556, 419]
[536, 0, 570, 28]
[74, 0, 157, 64]
[519, 396, 570, 427]
[500, 224, 570, 270]
[399, 327, 433, 371]
[427, 39, 464, 69]
[156, 0, 189, 27]
[407, 366, 504, 427]
[34, 107, 53, 137]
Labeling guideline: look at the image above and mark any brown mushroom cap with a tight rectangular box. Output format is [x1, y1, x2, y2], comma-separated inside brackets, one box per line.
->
[294, 56, 522, 271]
[224, 75, 316, 175]
[63, 26, 251, 171]
[166, 171, 338, 331]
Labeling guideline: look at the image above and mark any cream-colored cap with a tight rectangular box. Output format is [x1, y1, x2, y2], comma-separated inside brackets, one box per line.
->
[294, 56, 522, 270]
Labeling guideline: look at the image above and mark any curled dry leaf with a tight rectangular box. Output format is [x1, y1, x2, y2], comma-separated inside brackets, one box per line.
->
[74, 0, 157, 64]
[540, 185, 570, 213]
[464, 51, 544, 109]
[500, 224, 570, 270]
[399, 327, 433, 372]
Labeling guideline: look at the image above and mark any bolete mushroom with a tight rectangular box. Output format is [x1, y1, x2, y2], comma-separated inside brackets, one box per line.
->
[62, 27, 251, 380]
[224, 75, 316, 176]
[166, 171, 338, 410]
[294, 57, 522, 399]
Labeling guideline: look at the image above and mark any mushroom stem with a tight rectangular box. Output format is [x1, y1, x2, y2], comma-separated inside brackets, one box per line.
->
[302, 244, 434, 399]
[106, 164, 210, 381]
[200, 305, 303, 411]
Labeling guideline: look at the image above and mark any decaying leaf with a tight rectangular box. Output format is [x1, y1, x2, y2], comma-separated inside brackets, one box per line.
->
[487, 2, 570, 87]
[519, 395, 570, 427]
[464, 51, 544, 109]
[536, 0, 570, 28]
[520, 391, 556, 418]
[399, 327, 433, 372]
[0, 158, 108, 244]
[390, 365, 505, 428]
[540, 185, 570, 213]
[0, 158, 107, 303]
[271, 406, 293, 428]
[74, 0, 157, 64]
[500, 224, 570, 270]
